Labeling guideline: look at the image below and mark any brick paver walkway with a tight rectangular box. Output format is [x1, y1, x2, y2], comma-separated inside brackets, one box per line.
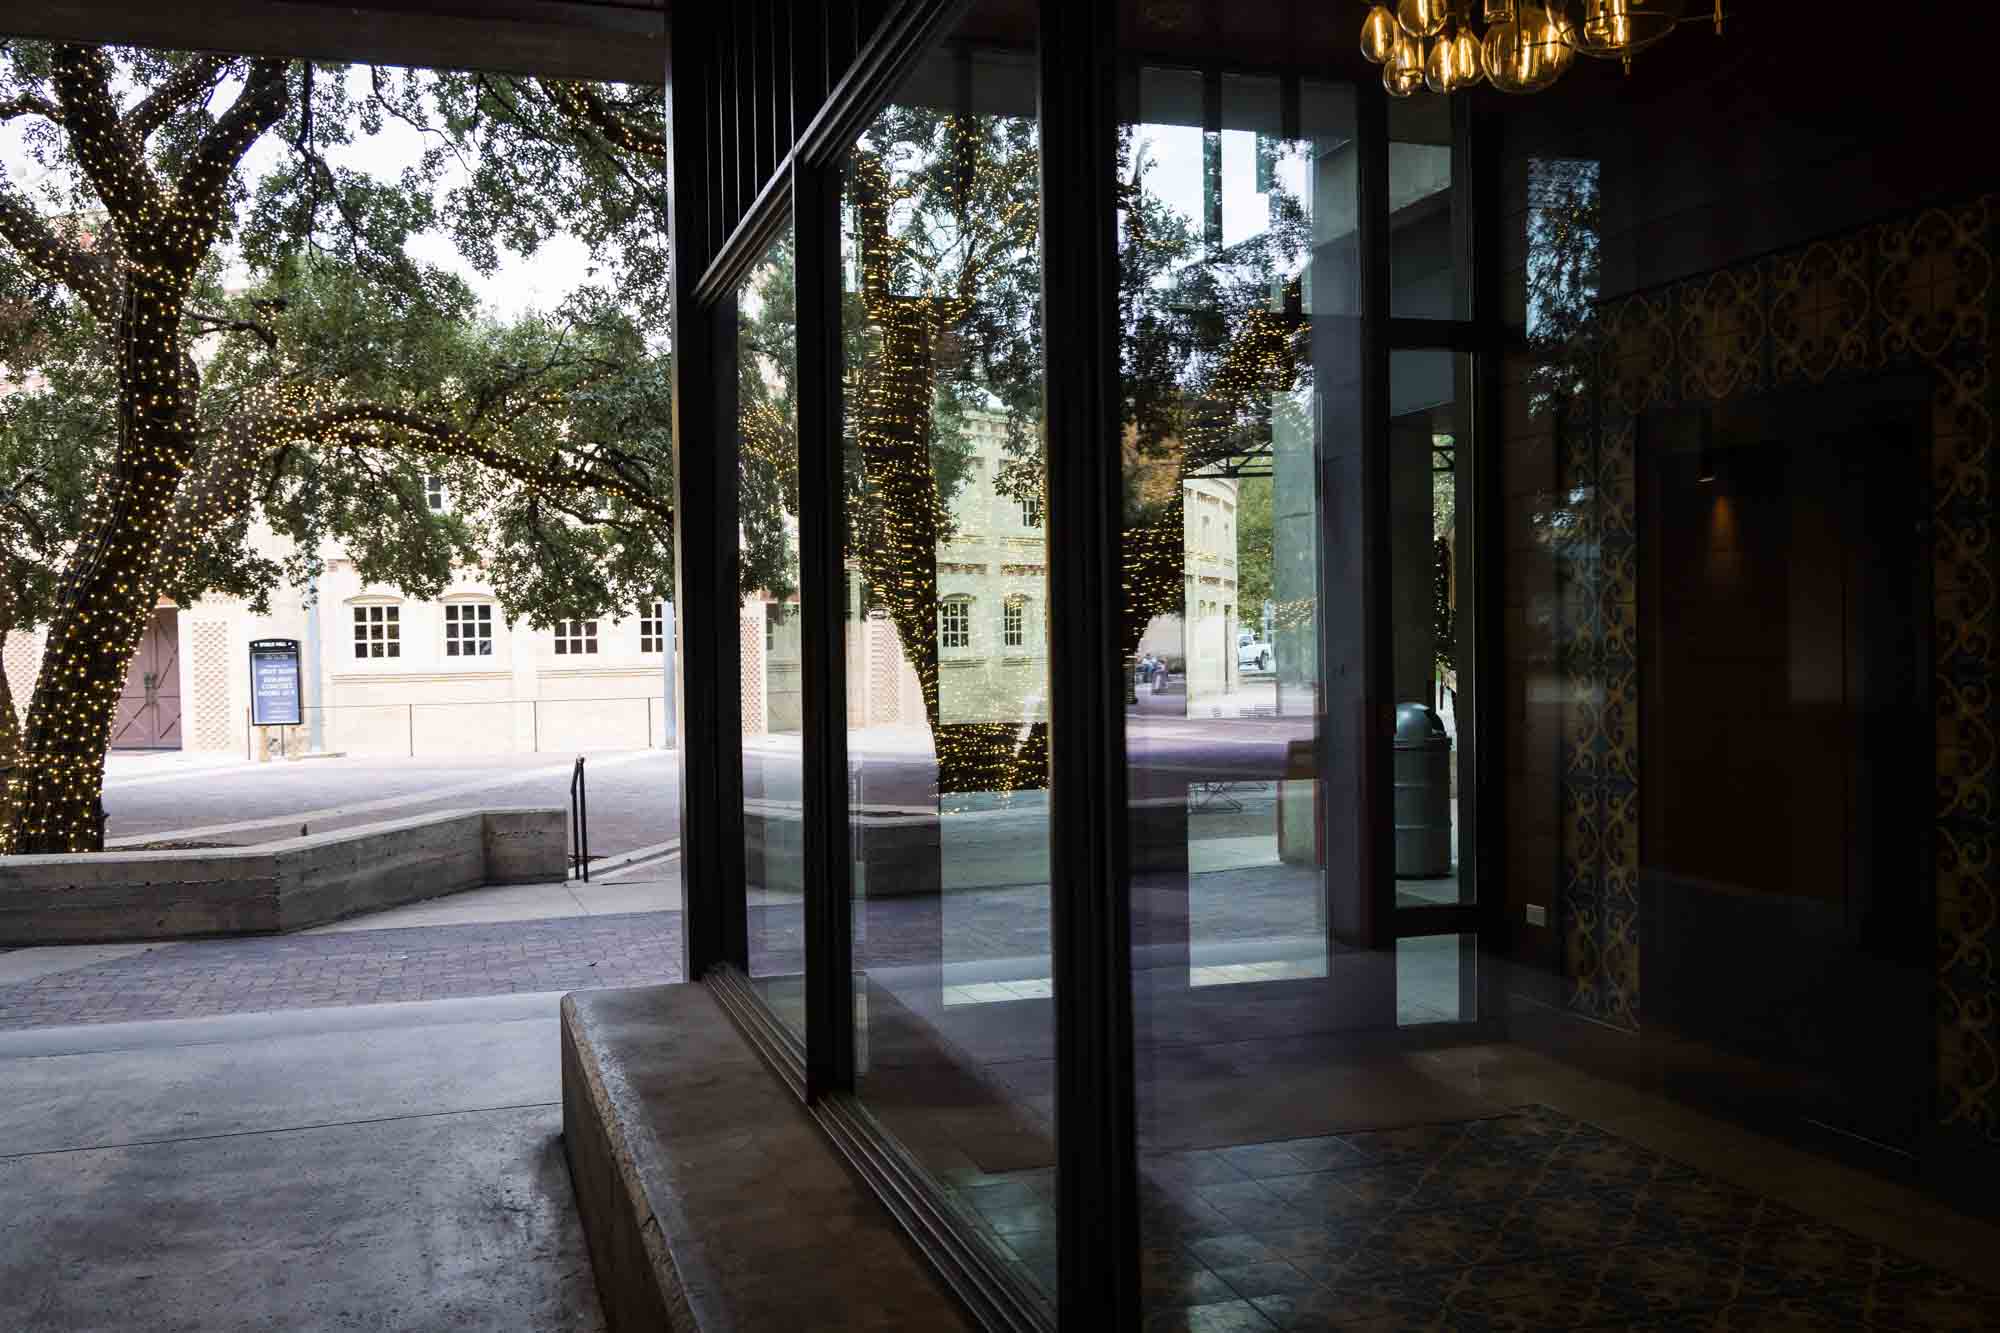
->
[0, 912, 684, 1031]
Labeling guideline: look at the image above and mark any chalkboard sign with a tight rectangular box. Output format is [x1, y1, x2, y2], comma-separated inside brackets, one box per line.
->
[249, 638, 304, 727]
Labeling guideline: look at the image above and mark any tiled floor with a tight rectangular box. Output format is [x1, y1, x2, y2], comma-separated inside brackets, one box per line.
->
[955, 1106, 2000, 1331]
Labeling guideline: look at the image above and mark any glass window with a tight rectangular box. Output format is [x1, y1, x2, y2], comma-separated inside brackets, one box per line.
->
[1002, 597, 1026, 649]
[639, 601, 664, 653]
[735, 224, 804, 1036]
[840, 13, 1054, 1309]
[353, 605, 399, 659]
[938, 597, 971, 650]
[1390, 348, 1473, 909]
[1120, 68, 1392, 1302]
[553, 620, 597, 655]
[443, 602, 493, 657]
[423, 474, 446, 511]
[1389, 93, 1458, 318]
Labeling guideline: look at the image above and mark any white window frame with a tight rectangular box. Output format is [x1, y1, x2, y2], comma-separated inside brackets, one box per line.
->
[1020, 495, 1042, 529]
[554, 619, 599, 655]
[1002, 597, 1027, 649]
[353, 604, 401, 659]
[640, 601, 665, 653]
[939, 597, 972, 651]
[444, 601, 494, 657]
[423, 474, 447, 512]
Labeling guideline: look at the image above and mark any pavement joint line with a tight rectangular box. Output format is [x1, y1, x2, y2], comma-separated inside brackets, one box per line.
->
[583, 836, 682, 874]
[0, 990, 576, 1058]
[105, 749, 666, 846]
[0, 1099, 562, 1162]
[103, 759, 273, 791]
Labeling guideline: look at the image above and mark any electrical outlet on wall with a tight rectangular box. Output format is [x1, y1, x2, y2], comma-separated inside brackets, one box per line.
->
[1525, 903, 1548, 927]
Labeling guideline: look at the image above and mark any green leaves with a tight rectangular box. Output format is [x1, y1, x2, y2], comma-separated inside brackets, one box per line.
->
[1, 42, 678, 640]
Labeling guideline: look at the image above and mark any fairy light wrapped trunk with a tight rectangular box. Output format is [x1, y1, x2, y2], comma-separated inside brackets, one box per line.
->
[4, 48, 290, 854]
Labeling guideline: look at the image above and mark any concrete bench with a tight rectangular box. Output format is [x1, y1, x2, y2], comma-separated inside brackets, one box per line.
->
[0, 807, 565, 945]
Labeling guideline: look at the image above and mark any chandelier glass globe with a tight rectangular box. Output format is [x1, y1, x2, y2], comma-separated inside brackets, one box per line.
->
[1569, 0, 1684, 59]
[1483, 4, 1574, 93]
[1395, 0, 1451, 40]
[1426, 28, 1487, 94]
[1361, 4, 1399, 62]
[1384, 33, 1428, 97]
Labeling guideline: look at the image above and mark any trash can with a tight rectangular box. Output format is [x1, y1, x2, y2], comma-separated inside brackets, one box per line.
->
[1393, 702, 1452, 879]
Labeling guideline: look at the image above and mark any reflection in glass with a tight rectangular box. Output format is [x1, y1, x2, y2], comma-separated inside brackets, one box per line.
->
[1389, 349, 1472, 908]
[1122, 70, 1421, 1270]
[839, 20, 1054, 1309]
[737, 224, 805, 1036]
[1389, 93, 1457, 318]
[1396, 934, 1477, 1024]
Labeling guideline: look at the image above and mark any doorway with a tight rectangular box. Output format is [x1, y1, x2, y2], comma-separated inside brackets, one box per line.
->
[1638, 401, 1932, 1160]
[111, 608, 182, 751]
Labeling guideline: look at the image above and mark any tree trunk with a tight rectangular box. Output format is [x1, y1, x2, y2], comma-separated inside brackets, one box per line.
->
[0, 573, 19, 851]
[9, 272, 194, 853]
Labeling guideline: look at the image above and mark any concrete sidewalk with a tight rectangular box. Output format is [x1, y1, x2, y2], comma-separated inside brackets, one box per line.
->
[0, 994, 606, 1330]
[100, 747, 680, 856]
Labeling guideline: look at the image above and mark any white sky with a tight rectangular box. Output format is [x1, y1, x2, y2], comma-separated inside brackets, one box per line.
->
[2, 63, 599, 320]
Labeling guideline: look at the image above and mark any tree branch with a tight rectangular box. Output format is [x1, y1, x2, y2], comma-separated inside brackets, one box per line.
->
[48, 45, 165, 236]
[534, 79, 665, 160]
[0, 181, 121, 320]
[0, 93, 62, 124]
[243, 403, 672, 522]
[185, 311, 278, 349]
[169, 57, 291, 263]
[123, 54, 231, 140]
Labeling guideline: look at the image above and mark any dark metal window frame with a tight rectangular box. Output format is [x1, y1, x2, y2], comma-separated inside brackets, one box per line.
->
[666, 4, 1507, 1330]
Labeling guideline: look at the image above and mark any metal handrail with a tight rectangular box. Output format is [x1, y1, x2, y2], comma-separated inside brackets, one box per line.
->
[569, 756, 590, 882]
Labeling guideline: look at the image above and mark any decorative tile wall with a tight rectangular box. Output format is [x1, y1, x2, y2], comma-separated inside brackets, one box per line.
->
[1553, 195, 1998, 1145]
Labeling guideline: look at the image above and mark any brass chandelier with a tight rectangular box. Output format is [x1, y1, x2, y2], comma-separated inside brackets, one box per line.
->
[1360, 1, 1726, 97]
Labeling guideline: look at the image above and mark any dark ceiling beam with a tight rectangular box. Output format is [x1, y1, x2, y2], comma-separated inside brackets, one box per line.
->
[4, 0, 668, 85]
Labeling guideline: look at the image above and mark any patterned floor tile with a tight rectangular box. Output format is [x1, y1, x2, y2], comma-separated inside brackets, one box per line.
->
[1730, 1223, 1934, 1294]
[1498, 1190, 1665, 1256]
[1841, 1274, 2000, 1330]
[1251, 1283, 1448, 1330]
[1337, 1123, 1480, 1169]
[1215, 1260, 1323, 1300]
[1144, 1298, 1282, 1332]
[996, 1107, 1997, 1330]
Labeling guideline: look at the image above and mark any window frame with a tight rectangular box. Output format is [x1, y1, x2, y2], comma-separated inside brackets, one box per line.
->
[443, 601, 494, 658]
[352, 603, 401, 660]
[553, 619, 599, 655]
[938, 595, 973, 651]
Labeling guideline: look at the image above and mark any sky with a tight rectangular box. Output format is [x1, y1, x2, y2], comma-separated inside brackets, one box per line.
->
[1, 61, 604, 320]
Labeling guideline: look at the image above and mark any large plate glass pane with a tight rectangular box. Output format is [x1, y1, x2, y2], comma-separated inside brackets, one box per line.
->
[840, 8, 1054, 1310]
[738, 222, 805, 1036]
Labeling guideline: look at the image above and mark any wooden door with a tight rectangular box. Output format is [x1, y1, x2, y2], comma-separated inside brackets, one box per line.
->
[111, 609, 182, 749]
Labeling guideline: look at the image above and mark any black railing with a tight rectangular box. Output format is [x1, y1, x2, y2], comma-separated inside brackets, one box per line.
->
[569, 755, 590, 882]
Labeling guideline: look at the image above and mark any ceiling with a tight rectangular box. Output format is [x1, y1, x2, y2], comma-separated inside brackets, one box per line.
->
[4, 0, 668, 84]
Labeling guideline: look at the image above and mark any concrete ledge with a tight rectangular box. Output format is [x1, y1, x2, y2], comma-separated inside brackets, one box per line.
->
[0, 807, 566, 945]
[562, 985, 971, 1332]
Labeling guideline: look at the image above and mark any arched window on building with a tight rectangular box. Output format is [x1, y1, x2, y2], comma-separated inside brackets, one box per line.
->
[443, 601, 495, 657]
[351, 601, 401, 660]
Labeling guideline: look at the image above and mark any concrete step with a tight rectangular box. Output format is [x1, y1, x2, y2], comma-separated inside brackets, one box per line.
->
[561, 983, 973, 1331]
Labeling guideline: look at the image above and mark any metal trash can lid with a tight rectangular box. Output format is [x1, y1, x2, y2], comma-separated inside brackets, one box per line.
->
[1394, 702, 1448, 746]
